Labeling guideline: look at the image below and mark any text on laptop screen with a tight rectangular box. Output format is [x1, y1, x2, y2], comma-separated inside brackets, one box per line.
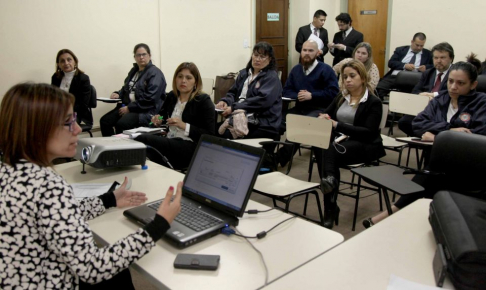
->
[183, 141, 260, 211]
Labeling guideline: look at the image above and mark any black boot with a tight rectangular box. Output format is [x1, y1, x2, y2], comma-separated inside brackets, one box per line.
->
[323, 192, 340, 229]
[320, 176, 338, 195]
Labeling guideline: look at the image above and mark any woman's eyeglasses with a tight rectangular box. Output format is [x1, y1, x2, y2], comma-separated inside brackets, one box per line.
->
[252, 52, 268, 61]
[63, 112, 77, 132]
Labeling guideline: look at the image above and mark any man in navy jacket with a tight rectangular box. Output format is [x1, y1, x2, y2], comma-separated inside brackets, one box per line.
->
[377, 33, 433, 98]
[398, 42, 454, 136]
[277, 40, 339, 166]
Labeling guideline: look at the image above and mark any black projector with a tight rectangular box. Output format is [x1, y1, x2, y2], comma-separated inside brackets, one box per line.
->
[75, 137, 146, 169]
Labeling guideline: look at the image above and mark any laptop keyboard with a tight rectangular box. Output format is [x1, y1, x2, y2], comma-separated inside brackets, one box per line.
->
[148, 200, 223, 232]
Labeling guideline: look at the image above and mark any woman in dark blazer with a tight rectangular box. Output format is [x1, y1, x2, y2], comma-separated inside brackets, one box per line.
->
[51, 49, 92, 126]
[315, 60, 385, 229]
[215, 42, 282, 140]
[136, 62, 215, 170]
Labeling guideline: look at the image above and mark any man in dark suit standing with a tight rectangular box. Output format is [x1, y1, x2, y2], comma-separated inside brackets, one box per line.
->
[328, 13, 363, 66]
[398, 42, 454, 136]
[376, 32, 433, 98]
[295, 10, 329, 62]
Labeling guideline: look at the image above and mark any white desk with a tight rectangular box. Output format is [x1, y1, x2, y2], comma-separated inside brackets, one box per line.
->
[263, 199, 454, 290]
[55, 161, 344, 290]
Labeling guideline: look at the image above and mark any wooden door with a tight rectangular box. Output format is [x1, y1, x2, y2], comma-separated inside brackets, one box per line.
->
[348, 0, 388, 77]
[256, 0, 289, 84]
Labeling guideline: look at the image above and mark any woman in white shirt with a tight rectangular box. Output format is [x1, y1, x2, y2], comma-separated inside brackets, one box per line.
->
[136, 62, 215, 170]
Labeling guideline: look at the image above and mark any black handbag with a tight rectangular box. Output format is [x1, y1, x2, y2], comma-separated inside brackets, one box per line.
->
[429, 191, 486, 289]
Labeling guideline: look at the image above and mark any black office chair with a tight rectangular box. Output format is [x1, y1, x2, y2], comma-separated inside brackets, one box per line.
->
[410, 131, 486, 196]
[395, 71, 422, 93]
[79, 85, 97, 137]
[475, 74, 486, 93]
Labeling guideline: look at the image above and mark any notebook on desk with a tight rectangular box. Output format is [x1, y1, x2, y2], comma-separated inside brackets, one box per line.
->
[123, 134, 265, 248]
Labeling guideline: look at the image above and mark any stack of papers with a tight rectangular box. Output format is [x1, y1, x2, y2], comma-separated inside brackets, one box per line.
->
[123, 127, 164, 134]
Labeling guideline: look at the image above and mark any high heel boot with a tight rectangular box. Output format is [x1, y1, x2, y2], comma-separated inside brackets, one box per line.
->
[323, 191, 340, 229]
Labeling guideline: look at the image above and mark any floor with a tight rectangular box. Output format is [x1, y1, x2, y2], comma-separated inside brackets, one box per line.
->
[84, 124, 416, 289]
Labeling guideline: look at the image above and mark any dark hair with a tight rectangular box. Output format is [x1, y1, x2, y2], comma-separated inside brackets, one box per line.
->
[335, 13, 352, 24]
[431, 42, 454, 62]
[450, 61, 478, 83]
[246, 42, 278, 72]
[172, 62, 203, 101]
[133, 43, 151, 55]
[314, 10, 327, 18]
[413, 32, 426, 41]
[55, 49, 84, 78]
[465, 53, 482, 75]
[0, 83, 74, 167]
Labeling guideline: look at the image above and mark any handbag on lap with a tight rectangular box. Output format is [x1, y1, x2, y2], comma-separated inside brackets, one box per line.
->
[429, 191, 486, 290]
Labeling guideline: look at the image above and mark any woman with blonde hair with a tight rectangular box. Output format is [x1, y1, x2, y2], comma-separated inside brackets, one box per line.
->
[332, 42, 380, 92]
[136, 62, 215, 170]
[314, 60, 384, 228]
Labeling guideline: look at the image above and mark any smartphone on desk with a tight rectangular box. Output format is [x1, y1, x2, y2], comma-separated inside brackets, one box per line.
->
[174, 253, 220, 271]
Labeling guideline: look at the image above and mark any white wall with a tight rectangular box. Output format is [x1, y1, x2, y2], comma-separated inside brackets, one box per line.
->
[158, 0, 252, 91]
[0, 0, 162, 128]
[388, 0, 486, 70]
[0, 0, 253, 128]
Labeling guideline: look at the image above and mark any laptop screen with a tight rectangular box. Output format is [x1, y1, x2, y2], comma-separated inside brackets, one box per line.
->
[183, 137, 263, 216]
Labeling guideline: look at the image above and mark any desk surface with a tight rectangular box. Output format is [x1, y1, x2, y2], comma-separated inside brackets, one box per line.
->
[56, 161, 344, 290]
[352, 165, 424, 195]
[263, 199, 454, 290]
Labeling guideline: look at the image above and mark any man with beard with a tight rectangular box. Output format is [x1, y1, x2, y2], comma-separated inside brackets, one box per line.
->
[276, 40, 339, 167]
[328, 13, 364, 66]
[398, 42, 454, 136]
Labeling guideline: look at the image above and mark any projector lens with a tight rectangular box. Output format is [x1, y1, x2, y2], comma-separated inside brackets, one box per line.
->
[82, 147, 91, 163]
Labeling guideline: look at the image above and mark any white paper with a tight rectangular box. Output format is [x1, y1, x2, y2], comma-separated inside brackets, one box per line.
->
[72, 183, 113, 200]
[387, 274, 449, 290]
[97, 98, 121, 102]
[307, 34, 324, 50]
[123, 127, 163, 134]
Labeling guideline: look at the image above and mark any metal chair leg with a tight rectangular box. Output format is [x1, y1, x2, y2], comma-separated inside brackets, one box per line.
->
[352, 176, 363, 231]
[382, 188, 393, 215]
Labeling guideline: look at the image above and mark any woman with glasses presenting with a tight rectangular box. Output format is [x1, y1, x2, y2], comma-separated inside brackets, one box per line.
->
[0, 83, 181, 289]
[215, 42, 282, 140]
[100, 43, 167, 136]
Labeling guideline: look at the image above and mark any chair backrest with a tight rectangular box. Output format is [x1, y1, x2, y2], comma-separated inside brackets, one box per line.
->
[89, 85, 97, 108]
[389, 91, 429, 115]
[287, 114, 332, 149]
[214, 73, 237, 104]
[202, 78, 214, 101]
[380, 103, 389, 130]
[476, 74, 486, 93]
[429, 131, 486, 192]
[395, 70, 422, 93]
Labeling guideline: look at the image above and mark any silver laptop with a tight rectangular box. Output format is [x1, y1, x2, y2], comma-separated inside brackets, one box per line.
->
[124, 134, 265, 248]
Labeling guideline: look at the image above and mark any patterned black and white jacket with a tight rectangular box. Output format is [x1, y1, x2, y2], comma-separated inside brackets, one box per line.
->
[0, 161, 169, 289]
